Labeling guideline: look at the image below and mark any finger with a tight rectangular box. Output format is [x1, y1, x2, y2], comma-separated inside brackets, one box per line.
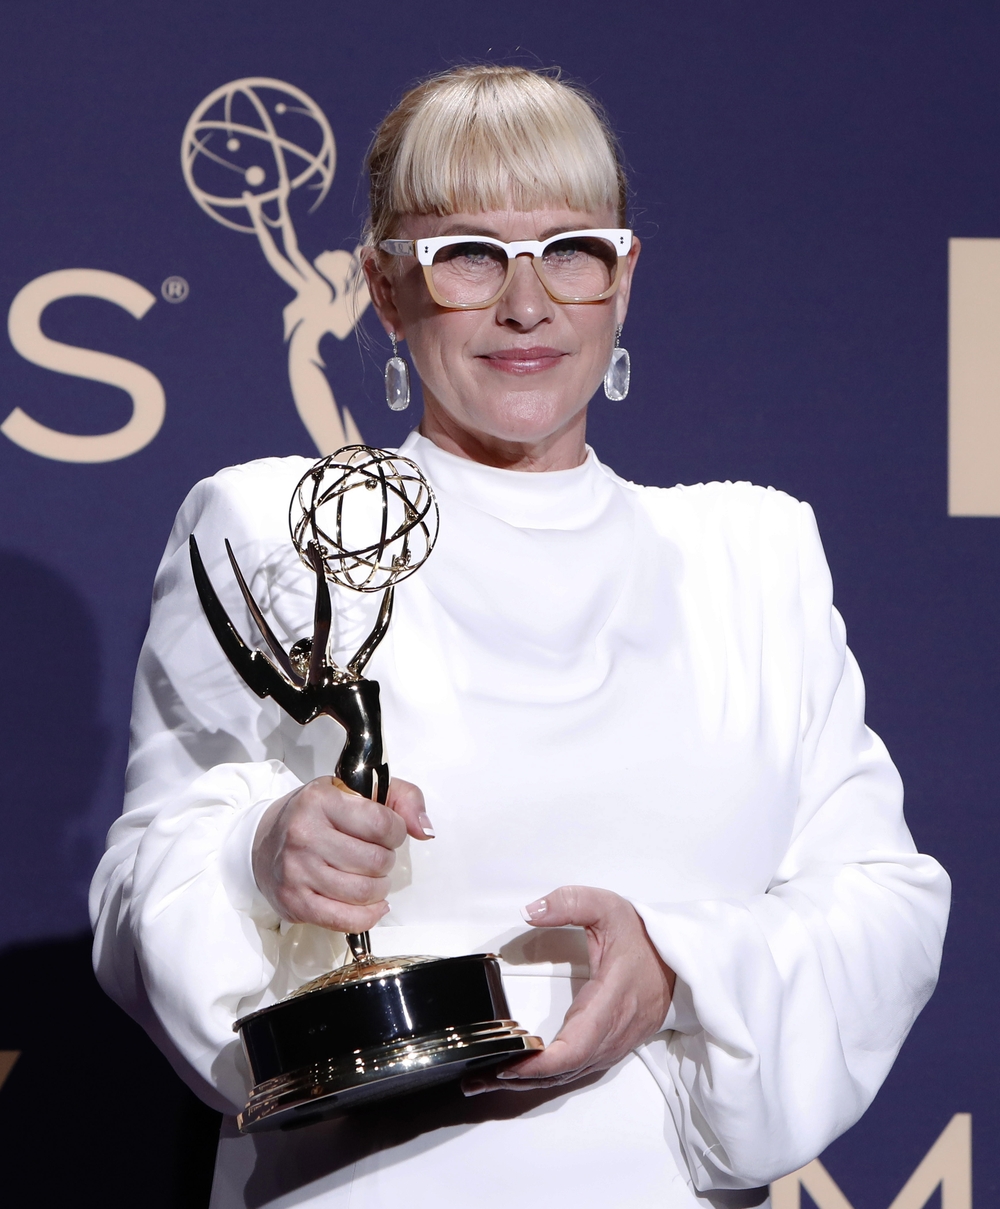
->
[303, 862, 393, 907]
[461, 1065, 563, 1096]
[462, 1046, 599, 1096]
[496, 1022, 601, 1083]
[466, 1073, 597, 1094]
[467, 1065, 605, 1094]
[278, 794, 401, 875]
[493, 978, 622, 1083]
[317, 781, 408, 849]
[387, 777, 435, 841]
[302, 828, 397, 880]
[520, 885, 621, 930]
[280, 890, 390, 933]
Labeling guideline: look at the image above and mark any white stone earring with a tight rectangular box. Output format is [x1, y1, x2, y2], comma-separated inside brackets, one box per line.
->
[385, 333, 410, 411]
[603, 325, 631, 401]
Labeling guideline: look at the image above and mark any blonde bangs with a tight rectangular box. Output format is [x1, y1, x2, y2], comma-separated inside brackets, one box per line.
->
[367, 66, 627, 247]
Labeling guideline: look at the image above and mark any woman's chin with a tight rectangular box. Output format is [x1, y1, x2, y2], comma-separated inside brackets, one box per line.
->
[453, 395, 588, 447]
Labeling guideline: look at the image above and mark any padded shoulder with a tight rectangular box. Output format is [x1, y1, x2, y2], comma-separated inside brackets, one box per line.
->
[617, 475, 808, 545]
[164, 455, 317, 559]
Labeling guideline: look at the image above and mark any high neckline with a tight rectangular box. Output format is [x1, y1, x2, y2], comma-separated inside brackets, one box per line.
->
[399, 431, 617, 531]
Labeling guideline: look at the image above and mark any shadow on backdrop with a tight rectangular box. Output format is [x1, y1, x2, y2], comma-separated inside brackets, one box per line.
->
[0, 553, 220, 1205]
[0, 550, 106, 944]
[0, 935, 221, 1207]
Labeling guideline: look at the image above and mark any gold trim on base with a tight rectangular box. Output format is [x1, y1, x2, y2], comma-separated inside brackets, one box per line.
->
[288, 952, 444, 998]
[237, 1019, 543, 1132]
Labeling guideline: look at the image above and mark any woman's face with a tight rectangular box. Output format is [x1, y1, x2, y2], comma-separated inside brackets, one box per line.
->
[365, 205, 640, 468]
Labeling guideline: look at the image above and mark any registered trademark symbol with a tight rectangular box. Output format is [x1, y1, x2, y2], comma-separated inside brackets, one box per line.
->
[161, 275, 189, 303]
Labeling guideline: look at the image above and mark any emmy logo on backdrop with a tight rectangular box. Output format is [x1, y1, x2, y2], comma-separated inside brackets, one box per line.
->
[182, 78, 370, 454]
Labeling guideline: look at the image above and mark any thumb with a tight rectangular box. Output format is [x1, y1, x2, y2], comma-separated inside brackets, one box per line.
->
[386, 777, 436, 841]
[520, 885, 616, 930]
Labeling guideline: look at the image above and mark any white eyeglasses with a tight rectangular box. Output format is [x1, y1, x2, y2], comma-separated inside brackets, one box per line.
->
[379, 228, 633, 309]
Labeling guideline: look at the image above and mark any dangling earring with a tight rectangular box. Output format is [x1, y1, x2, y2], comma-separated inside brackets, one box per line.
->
[603, 325, 631, 401]
[385, 333, 410, 411]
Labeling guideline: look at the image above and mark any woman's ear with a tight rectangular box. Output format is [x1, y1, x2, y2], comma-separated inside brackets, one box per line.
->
[362, 248, 406, 340]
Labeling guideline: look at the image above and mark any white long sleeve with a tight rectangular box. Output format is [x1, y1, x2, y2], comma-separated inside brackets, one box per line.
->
[90, 455, 343, 1111]
[632, 498, 949, 1188]
[90, 433, 949, 1205]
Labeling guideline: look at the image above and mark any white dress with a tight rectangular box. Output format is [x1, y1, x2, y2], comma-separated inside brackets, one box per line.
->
[90, 432, 950, 1209]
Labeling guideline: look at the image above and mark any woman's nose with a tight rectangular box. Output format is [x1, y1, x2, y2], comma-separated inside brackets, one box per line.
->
[494, 255, 554, 329]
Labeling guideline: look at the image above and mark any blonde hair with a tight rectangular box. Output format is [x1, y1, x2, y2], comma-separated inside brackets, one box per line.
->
[366, 65, 627, 248]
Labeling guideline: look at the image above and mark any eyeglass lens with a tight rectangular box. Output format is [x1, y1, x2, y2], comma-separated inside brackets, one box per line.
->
[430, 236, 619, 306]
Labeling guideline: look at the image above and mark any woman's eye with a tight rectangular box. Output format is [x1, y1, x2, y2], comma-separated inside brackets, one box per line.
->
[547, 242, 582, 260]
[544, 239, 616, 268]
[440, 242, 502, 265]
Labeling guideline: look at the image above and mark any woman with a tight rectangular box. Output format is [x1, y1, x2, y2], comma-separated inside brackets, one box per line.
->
[90, 65, 950, 1209]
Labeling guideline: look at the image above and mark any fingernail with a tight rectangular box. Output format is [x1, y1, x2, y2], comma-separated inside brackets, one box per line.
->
[418, 812, 436, 838]
[495, 1070, 516, 1080]
[462, 1078, 486, 1097]
[520, 898, 548, 922]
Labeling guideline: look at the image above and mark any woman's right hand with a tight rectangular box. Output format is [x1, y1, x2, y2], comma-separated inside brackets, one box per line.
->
[251, 777, 434, 932]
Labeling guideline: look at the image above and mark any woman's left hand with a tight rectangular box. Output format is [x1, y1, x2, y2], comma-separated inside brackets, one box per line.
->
[464, 886, 676, 1095]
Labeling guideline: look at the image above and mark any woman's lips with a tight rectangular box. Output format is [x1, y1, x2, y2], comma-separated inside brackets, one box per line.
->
[479, 347, 567, 374]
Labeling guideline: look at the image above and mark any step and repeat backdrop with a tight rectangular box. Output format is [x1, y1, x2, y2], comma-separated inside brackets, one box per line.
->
[0, 1, 995, 1204]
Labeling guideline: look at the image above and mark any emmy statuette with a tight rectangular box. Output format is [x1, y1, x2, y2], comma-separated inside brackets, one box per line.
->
[189, 446, 542, 1132]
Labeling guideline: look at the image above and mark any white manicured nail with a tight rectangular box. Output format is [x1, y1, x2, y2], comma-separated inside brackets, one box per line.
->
[520, 898, 548, 922]
[418, 812, 436, 838]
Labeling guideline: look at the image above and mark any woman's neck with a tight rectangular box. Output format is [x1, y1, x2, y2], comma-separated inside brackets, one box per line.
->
[417, 399, 589, 472]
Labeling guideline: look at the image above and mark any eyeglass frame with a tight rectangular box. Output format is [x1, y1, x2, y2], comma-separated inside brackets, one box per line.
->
[378, 228, 634, 310]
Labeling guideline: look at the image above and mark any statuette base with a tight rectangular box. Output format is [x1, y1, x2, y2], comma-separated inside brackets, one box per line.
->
[235, 953, 543, 1133]
[238, 1019, 543, 1132]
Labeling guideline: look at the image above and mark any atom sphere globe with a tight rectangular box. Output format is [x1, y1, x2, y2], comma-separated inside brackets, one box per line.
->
[290, 447, 440, 593]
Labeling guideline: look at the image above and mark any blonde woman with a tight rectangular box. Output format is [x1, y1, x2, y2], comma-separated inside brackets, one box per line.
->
[91, 66, 949, 1209]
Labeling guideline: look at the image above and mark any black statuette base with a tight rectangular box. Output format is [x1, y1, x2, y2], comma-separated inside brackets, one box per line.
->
[235, 954, 543, 1133]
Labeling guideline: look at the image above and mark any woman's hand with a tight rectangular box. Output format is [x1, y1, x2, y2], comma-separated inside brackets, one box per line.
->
[464, 886, 676, 1095]
[251, 777, 433, 932]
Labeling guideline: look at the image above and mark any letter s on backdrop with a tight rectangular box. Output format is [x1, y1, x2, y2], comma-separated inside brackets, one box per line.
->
[4, 268, 165, 463]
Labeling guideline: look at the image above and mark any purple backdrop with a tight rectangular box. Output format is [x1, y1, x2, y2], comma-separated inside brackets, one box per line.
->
[0, 1, 992, 1204]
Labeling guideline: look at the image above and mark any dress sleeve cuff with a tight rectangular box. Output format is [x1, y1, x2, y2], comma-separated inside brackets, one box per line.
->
[660, 971, 700, 1034]
[629, 899, 703, 1035]
[218, 794, 283, 930]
